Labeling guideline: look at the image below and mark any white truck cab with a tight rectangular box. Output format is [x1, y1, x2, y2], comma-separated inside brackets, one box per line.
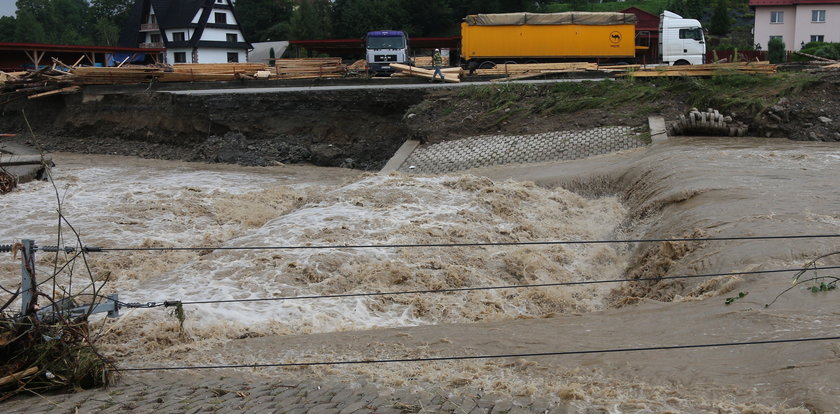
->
[659, 10, 706, 65]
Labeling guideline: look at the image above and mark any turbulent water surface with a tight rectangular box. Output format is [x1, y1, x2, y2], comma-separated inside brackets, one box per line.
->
[1, 138, 839, 413]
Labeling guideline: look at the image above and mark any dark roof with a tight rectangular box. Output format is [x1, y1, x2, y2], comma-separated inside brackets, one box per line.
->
[119, 0, 251, 49]
[0, 42, 164, 53]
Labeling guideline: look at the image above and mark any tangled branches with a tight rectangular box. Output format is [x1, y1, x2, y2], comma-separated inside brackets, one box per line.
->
[766, 251, 840, 307]
[0, 160, 115, 400]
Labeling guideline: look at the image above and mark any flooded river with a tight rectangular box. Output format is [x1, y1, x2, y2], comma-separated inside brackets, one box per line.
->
[1, 137, 839, 412]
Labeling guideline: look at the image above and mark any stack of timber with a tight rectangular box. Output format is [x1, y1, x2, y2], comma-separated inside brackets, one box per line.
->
[71, 66, 164, 85]
[273, 58, 346, 79]
[474, 62, 599, 81]
[622, 61, 777, 77]
[390, 63, 462, 82]
[163, 62, 268, 82]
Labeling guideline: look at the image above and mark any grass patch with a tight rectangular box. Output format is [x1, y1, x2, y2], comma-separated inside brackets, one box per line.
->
[665, 72, 816, 116]
[421, 72, 819, 126]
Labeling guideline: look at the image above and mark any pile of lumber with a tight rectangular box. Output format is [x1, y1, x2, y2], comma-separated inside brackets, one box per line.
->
[273, 58, 346, 79]
[473, 62, 599, 81]
[163, 62, 267, 82]
[390, 63, 463, 82]
[1, 67, 76, 99]
[622, 61, 777, 77]
[71, 66, 164, 85]
[71, 63, 269, 85]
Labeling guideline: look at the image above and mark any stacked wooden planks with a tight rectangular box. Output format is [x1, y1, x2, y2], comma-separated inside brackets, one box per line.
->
[472, 62, 599, 81]
[389, 63, 462, 82]
[162, 63, 268, 82]
[273, 58, 346, 79]
[71, 66, 164, 85]
[622, 62, 777, 77]
[70, 63, 269, 84]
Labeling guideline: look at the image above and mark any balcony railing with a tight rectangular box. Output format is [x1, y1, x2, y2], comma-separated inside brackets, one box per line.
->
[140, 23, 159, 32]
[140, 42, 165, 49]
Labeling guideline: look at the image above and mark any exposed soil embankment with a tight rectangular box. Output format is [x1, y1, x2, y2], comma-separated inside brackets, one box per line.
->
[2, 72, 839, 169]
[1, 87, 427, 170]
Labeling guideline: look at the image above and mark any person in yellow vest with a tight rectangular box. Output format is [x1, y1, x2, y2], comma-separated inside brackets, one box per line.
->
[432, 49, 444, 82]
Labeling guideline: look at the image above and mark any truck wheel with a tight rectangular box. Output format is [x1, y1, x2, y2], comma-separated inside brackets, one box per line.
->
[674, 60, 690, 66]
[479, 61, 496, 69]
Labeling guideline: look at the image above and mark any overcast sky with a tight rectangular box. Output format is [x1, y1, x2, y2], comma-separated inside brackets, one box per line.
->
[0, 3, 15, 17]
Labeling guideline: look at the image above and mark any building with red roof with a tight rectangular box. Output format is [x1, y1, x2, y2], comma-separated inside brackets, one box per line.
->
[750, 0, 840, 50]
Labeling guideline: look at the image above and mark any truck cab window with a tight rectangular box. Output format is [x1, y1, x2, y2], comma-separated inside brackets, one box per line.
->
[367, 37, 406, 49]
[679, 28, 703, 41]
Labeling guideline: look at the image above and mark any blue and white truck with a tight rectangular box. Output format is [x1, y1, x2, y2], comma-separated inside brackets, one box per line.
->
[365, 30, 411, 75]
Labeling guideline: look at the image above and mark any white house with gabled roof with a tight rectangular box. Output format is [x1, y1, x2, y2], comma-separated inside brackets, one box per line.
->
[119, 0, 251, 64]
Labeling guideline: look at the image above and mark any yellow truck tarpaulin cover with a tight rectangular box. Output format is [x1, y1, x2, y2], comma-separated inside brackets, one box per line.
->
[465, 12, 637, 26]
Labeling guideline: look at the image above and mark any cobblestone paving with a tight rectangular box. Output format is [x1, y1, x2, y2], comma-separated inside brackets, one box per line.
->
[399, 127, 645, 174]
[1, 373, 572, 413]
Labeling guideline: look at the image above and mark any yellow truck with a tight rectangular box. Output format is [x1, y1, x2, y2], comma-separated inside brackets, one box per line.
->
[460, 11, 705, 70]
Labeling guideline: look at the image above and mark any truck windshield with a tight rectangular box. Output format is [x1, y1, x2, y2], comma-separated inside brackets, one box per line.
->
[367, 36, 406, 49]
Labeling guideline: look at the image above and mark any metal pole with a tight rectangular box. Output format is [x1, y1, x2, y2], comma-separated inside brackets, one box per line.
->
[20, 239, 36, 316]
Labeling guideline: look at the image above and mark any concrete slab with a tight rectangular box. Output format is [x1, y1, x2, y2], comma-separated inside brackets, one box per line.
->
[648, 116, 668, 143]
[380, 139, 420, 173]
[0, 142, 51, 184]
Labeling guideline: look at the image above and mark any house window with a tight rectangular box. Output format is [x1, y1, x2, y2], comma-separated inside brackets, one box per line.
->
[174, 52, 187, 63]
[769, 35, 783, 43]
[150, 33, 161, 43]
[770, 11, 784, 24]
[215, 12, 227, 24]
[811, 35, 825, 43]
[172, 32, 185, 42]
[149, 14, 157, 24]
[227, 52, 239, 63]
[812, 10, 826, 23]
[226, 33, 237, 42]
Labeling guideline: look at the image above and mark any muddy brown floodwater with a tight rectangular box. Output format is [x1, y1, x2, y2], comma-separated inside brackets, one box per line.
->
[1, 137, 839, 413]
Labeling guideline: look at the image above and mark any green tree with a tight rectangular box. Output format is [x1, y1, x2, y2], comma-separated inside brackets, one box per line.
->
[665, 0, 686, 15]
[768, 37, 785, 63]
[93, 17, 121, 46]
[235, 0, 295, 42]
[14, 0, 93, 45]
[290, 0, 333, 40]
[684, 0, 704, 18]
[13, 11, 47, 43]
[710, 0, 731, 36]
[0, 16, 16, 42]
